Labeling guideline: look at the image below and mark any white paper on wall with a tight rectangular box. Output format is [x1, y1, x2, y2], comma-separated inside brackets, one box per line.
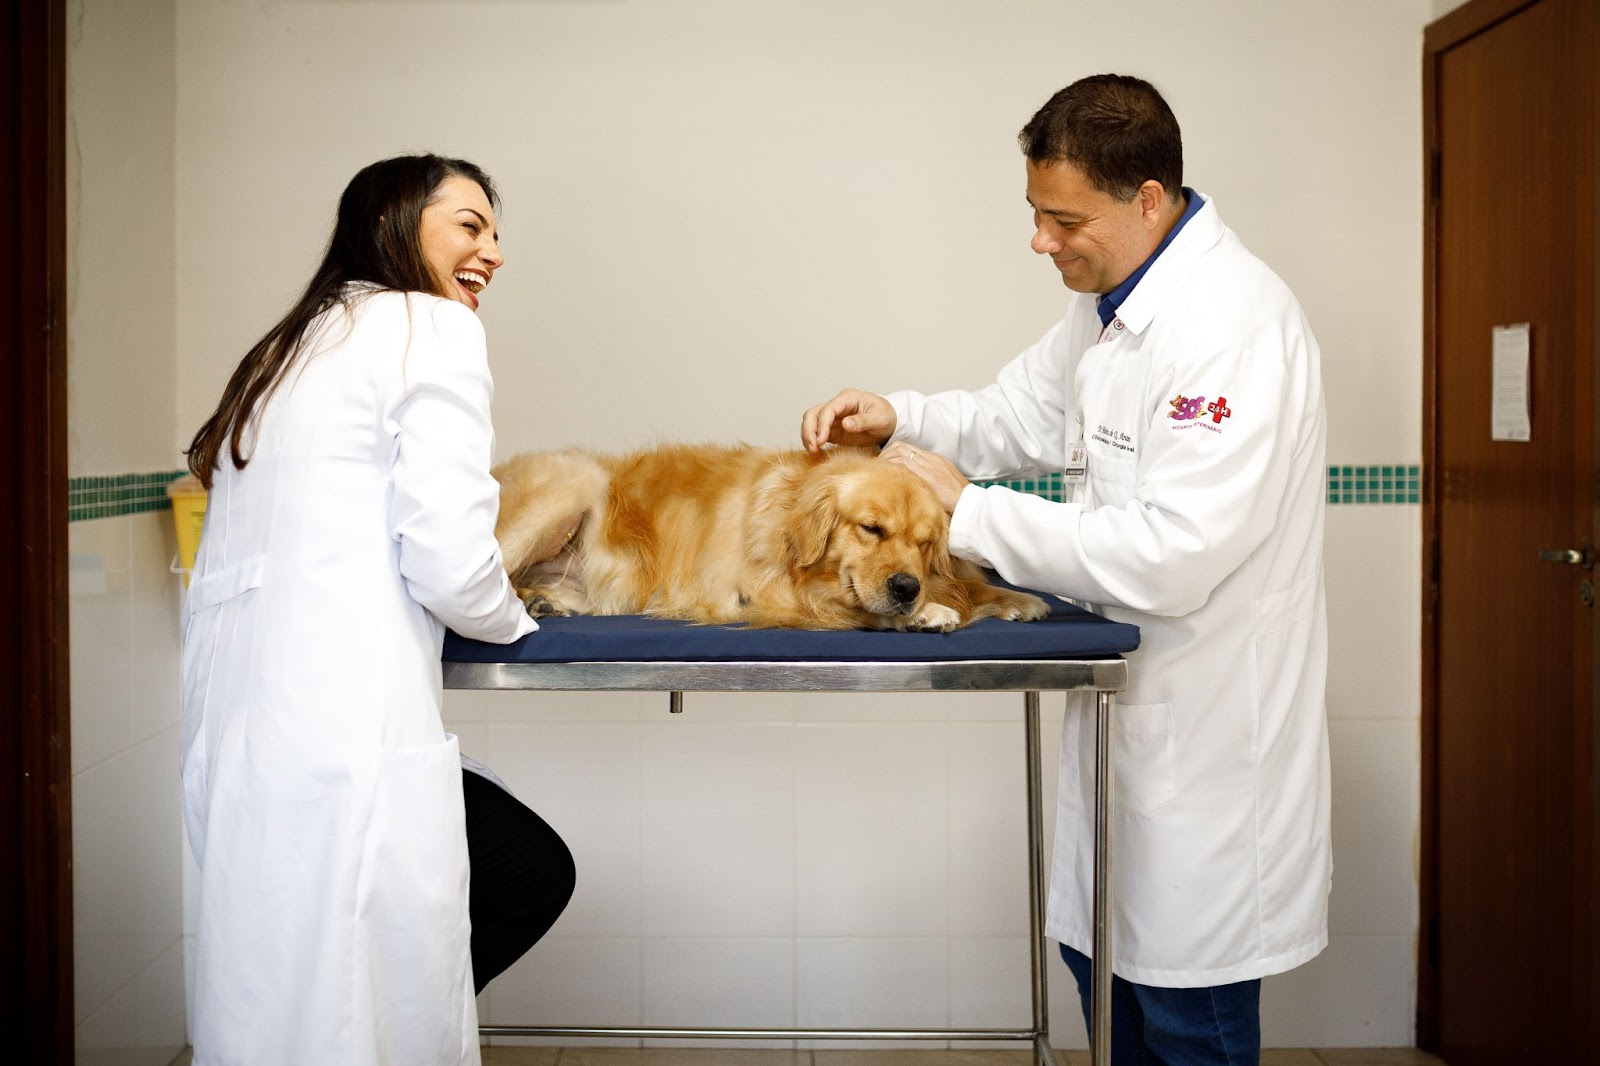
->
[1490, 323, 1531, 442]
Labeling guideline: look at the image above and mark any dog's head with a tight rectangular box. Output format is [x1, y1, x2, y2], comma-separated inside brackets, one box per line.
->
[789, 453, 954, 619]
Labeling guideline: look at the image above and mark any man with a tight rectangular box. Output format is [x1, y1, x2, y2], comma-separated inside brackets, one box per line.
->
[802, 73, 1328, 1064]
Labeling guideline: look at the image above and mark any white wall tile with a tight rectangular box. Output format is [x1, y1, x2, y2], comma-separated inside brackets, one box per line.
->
[484, 935, 642, 1033]
[1324, 505, 1421, 720]
[949, 722, 1029, 937]
[949, 936, 1031, 1029]
[641, 937, 796, 1030]
[1259, 934, 1415, 1047]
[656, 691, 798, 724]
[74, 747, 144, 1023]
[70, 516, 134, 775]
[446, 688, 669, 726]
[127, 730, 183, 949]
[75, 940, 186, 1066]
[795, 938, 948, 1032]
[640, 722, 795, 937]
[642, 806, 795, 937]
[795, 723, 948, 937]
[1328, 719, 1418, 936]
[128, 511, 183, 745]
[795, 692, 955, 724]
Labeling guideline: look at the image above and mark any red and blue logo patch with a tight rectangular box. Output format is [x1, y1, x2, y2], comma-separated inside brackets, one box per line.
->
[1168, 393, 1233, 431]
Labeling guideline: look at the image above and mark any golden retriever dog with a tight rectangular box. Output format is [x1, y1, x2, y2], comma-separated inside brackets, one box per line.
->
[492, 443, 1049, 631]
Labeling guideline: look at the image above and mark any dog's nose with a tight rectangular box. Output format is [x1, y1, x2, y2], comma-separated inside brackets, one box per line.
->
[887, 572, 921, 604]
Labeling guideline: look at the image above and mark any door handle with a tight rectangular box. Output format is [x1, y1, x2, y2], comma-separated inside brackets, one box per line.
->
[1539, 547, 1595, 567]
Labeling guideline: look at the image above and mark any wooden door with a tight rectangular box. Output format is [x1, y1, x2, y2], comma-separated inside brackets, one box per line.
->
[1422, 0, 1598, 1060]
[1, 1, 73, 1061]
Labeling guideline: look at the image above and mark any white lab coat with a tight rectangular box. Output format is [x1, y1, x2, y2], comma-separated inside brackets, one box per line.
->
[889, 194, 1329, 986]
[179, 287, 536, 1064]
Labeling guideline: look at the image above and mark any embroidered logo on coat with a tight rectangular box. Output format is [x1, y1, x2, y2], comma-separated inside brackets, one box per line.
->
[1168, 394, 1207, 421]
[1169, 393, 1233, 433]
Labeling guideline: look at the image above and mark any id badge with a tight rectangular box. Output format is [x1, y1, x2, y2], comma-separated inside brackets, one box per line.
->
[1062, 439, 1088, 485]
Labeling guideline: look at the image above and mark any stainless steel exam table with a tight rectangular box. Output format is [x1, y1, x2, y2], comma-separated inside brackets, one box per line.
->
[443, 601, 1138, 1066]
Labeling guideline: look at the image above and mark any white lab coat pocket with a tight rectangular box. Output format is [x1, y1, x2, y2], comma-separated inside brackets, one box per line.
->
[1086, 449, 1138, 508]
[356, 733, 477, 1066]
[1114, 701, 1177, 819]
[184, 555, 266, 616]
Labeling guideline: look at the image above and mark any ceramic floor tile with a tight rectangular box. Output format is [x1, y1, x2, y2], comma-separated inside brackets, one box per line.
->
[553, 1051, 805, 1064]
[1262, 1051, 1324, 1065]
[1314, 1051, 1448, 1065]
[480, 1048, 561, 1064]
[813, 1052, 1034, 1065]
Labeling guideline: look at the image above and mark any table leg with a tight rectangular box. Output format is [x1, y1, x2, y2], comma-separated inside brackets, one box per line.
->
[1091, 691, 1115, 1066]
[1023, 692, 1050, 1065]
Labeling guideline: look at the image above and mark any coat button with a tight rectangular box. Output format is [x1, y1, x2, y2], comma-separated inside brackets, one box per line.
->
[1113, 320, 1124, 331]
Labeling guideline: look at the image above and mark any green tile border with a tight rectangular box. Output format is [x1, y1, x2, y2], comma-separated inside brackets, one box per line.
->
[69, 462, 1422, 522]
[1325, 464, 1421, 505]
[982, 464, 1421, 506]
[68, 470, 188, 523]
[978, 470, 1068, 502]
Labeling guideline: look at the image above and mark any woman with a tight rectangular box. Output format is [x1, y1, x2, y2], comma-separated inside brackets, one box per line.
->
[181, 154, 574, 1065]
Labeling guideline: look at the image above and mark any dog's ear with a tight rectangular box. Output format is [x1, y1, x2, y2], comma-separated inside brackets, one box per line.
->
[927, 525, 956, 578]
[788, 474, 839, 569]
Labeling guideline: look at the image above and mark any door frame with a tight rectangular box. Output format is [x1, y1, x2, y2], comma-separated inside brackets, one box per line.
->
[1419, 0, 1600, 1049]
[1, 0, 72, 1060]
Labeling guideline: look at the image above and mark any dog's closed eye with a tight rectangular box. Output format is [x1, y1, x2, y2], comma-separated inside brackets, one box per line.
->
[859, 523, 884, 538]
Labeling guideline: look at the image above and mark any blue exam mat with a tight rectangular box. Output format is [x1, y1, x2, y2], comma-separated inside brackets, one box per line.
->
[443, 594, 1139, 664]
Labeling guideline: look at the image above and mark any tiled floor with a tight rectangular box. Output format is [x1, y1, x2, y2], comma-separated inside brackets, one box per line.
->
[173, 1046, 1448, 1065]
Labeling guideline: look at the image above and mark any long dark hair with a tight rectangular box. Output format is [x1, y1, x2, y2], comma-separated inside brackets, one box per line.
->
[1018, 74, 1183, 204]
[185, 153, 500, 487]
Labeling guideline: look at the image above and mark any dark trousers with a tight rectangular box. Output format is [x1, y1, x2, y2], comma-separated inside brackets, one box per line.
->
[462, 769, 576, 994]
[1060, 942, 1261, 1065]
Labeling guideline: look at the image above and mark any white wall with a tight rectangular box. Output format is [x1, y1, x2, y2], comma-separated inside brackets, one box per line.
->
[67, 1, 188, 1063]
[173, 0, 1425, 466]
[68, 0, 177, 473]
[61, 0, 1439, 1054]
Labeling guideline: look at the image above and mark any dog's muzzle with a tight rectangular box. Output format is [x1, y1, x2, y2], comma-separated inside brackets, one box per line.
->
[886, 572, 921, 608]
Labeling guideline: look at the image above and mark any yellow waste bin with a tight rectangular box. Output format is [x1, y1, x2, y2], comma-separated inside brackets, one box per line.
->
[167, 474, 207, 586]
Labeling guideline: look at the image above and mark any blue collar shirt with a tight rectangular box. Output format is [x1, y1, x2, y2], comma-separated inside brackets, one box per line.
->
[1095, 186, 1206, 328]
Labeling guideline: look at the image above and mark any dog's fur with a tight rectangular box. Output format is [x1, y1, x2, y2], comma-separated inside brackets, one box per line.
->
[492, 443, 1049, 631]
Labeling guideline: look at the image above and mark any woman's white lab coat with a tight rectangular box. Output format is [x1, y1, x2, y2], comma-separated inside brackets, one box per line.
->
[180, 288, 535, 1064]
[889, 195, 1329, 986]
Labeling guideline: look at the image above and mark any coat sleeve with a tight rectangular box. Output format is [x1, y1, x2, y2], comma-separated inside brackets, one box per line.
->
[386, 298, 537, 643]
[886, 317, 1074, 481]
[947, 337, 1294, 617]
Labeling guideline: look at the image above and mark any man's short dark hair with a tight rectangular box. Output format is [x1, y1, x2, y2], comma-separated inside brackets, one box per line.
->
[1018, 74, 1184, 204]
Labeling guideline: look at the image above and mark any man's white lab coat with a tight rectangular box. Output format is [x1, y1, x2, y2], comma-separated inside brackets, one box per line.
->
[889, 194, 1329, 986]
[180, 288, 535, 1064]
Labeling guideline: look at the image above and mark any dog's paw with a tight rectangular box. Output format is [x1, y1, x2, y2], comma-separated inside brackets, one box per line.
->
[523, 592, 574, 619]
[903, 601, 961, 633]
[995, 591, 1050, 622]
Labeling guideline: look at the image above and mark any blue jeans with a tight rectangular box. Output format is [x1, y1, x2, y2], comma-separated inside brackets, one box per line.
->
[1059, 943, 1261, 1065]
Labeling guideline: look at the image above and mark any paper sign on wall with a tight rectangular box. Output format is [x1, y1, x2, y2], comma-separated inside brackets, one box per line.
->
[1491, 323, 1531, 442]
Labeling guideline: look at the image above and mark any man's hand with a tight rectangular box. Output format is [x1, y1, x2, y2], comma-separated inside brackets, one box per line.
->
[801, 389, 897, 453]
[880, 441, 969, 515]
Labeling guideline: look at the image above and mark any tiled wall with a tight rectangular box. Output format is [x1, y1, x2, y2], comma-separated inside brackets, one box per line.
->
[68, 509, 188, 1066]
[76, 467, 1420, 1051]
